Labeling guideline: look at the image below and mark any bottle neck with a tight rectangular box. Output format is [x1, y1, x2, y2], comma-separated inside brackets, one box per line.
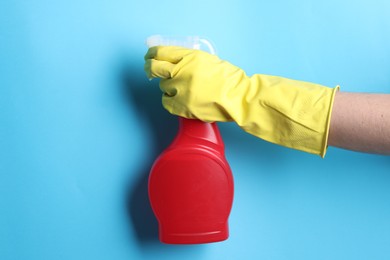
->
[170, 117, 224, 151]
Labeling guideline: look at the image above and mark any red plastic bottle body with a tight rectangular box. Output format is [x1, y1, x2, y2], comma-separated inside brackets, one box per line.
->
[148, 117, 234, 244]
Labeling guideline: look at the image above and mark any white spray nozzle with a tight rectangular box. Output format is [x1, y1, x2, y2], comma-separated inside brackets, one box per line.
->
[146, 35, 216, 55]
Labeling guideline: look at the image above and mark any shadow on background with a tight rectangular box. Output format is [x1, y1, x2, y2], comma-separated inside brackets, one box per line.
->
[121, 63, 178, 247]
[119, 57, 290, 253]
[119, 60, 287, 247]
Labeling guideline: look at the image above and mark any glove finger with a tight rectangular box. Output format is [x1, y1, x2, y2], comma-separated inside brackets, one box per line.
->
[161, 95, 175, 114]
[160, 78, 178, 97]
[162, 94, 187, 118]
[144, 59, 175, 79]
[145, 46, 192, 64]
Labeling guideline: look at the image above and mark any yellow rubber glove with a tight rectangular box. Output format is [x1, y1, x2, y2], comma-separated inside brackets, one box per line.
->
[144, 46, 339, 157]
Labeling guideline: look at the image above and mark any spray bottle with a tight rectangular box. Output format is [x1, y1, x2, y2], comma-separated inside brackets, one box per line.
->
[146, 35, 234, 244]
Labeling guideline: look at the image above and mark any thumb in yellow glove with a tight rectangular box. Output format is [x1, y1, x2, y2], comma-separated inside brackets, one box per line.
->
[144, 46, 339, 157]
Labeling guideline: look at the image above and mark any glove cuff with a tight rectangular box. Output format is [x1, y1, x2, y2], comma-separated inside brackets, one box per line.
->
[232, 74, 340, 157]
[320, 85, 339, 157]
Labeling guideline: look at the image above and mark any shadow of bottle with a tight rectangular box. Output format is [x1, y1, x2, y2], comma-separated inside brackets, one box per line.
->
[120, 64, 178, 246]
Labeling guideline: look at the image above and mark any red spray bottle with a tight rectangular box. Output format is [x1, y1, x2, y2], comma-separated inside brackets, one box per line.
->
[146, 35, 234, 244]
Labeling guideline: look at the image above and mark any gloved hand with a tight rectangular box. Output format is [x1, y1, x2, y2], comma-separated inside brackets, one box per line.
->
[144, 46, 339, 157]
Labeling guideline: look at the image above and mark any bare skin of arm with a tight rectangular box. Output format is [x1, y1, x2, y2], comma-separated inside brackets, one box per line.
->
[328, 92, 390, 154]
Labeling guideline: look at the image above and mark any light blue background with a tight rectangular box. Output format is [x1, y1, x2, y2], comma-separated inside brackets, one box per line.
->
[1, 0, 390, 259]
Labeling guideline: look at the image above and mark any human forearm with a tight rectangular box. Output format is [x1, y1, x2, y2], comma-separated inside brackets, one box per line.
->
[328, 92, 390, 154]
[144, 46, 390, 156]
